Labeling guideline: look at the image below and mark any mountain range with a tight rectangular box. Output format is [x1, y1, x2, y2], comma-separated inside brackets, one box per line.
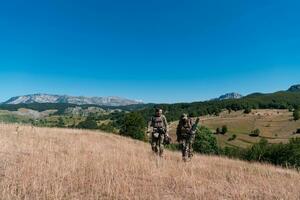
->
[213, 84, 300, 101]
[214, 92, 243, 101]
[4, 94, 143, 107]
[2, 84, 300, 106]
[288, 84, 300, 92]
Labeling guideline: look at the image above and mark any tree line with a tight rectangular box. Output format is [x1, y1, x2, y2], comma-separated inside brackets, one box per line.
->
[136, 91, 300, 122]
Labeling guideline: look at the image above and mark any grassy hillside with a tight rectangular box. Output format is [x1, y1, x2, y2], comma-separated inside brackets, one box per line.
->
[0, 102, 152, 114]
[0, 110, 31, 124]
[168, 109, 300, 148]
[138, 91, 300, 122]
[0, 124, 299, 199]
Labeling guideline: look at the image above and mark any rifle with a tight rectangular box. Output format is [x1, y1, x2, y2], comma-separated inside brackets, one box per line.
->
[163, 135, 172, 145]
[190, 118, 200, 135]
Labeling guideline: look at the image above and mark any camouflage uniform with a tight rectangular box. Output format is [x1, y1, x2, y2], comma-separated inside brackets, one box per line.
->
[148, 110, 169, 156]
[177, 115, 195, 161]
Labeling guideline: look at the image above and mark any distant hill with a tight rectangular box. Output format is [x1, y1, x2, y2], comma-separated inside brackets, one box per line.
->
[288, 84, 300, 92]
[2, 84, 300, 121]
[4, 94, 143, 106]
[138, 84, 300, 122]
[245, 92, 266, 98]
[214, 92, 243, 100]
[167, 109, 300, 148]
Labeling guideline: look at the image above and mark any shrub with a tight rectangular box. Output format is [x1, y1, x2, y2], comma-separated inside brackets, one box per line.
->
[293, 109, 300, 121]
[215, 128, 220, 134]
[77, 118, 98, 129]
[119, 112, 146, 141]
[193, 126, 220, 155]
[222, 138, 300, 169]
[222, 146, 247, 159]
[244, 107, 252, 114]
[245, 138, 268, 161]
[228, 134, 237, 141]
[227, 108, 232, 114]
[221, 125, 228, 135]
[57, 117, 65, 128]
[99, 122, 116, 133]
[249, 129, 260, 137]
[296, 129, 300, 134]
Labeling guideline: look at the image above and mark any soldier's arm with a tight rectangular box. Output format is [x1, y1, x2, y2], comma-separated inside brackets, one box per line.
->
[147, 117, 152, 132]
[189, 118, 194, 129]
[176, 123, 180, 139]
[163, 115, 169, 133]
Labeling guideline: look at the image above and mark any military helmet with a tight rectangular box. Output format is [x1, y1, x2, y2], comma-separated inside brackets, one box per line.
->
[155, 108, 162, 112]
[181, 113, 188, 120]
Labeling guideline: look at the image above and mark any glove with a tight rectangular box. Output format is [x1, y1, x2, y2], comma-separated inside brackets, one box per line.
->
[146, 130, 151, 137]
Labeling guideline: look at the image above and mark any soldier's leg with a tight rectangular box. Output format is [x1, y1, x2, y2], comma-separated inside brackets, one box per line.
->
[151, 134, 158, 154]
[180, 140, 184, 157]
[188, 135, 195, 158]
[182, 138, 188, 161]
[159, 134, 165, 156]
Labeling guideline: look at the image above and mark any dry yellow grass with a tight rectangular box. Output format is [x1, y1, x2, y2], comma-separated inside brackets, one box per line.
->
[0, 124, 300, 200]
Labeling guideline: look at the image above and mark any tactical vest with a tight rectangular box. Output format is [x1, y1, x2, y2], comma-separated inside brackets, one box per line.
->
[151, 116, 164, 129]
[180, 119, 192, 134]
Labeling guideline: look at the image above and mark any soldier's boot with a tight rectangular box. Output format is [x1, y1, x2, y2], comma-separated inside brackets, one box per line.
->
[186, 147, 192, 161]
[182, 149, 188, 161]
[159, 147, 164, 157]
[189, 144, 194, 158]
[184, 151, 191, 162]
[188, 149, 194, 158]
[152, 145, 158, 154]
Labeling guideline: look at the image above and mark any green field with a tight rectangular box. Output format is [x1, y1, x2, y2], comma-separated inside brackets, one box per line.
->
[169, 109, 300, 148]
[2, 107, 300, 149]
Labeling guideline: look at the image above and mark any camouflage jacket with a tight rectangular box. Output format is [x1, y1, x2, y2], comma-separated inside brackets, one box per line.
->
[148, 115, 168, 133]
[176, 118, 193, 139]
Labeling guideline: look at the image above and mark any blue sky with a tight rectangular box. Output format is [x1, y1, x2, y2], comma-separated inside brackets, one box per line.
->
[0, 0, 300, 103]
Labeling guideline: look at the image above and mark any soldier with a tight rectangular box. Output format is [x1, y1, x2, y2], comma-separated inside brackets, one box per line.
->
[176, 114, 199, 161]
[147, 108, 169, 157]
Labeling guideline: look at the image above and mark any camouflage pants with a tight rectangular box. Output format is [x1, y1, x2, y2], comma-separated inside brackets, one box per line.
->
[181, 134, 195, 161]
[151, 132, 165, 156]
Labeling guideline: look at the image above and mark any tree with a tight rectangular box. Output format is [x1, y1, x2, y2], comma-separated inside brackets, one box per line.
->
[120, 112, 146, 141]
[221, 125, 228, 135]
[57, 117, 65, 128]
[245, 138, 268, 161]
[99, 122, 116, 133]
[222, 138, 300, 168]
[228, 134, 237, 141]
[193, 126, 219, 154]
[293, 109, 299, 121]
[77, 118, 98, 129]
[227, 108, 232, 114]
[244, 107, 252, 114]
[249, 129, 260, 137]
